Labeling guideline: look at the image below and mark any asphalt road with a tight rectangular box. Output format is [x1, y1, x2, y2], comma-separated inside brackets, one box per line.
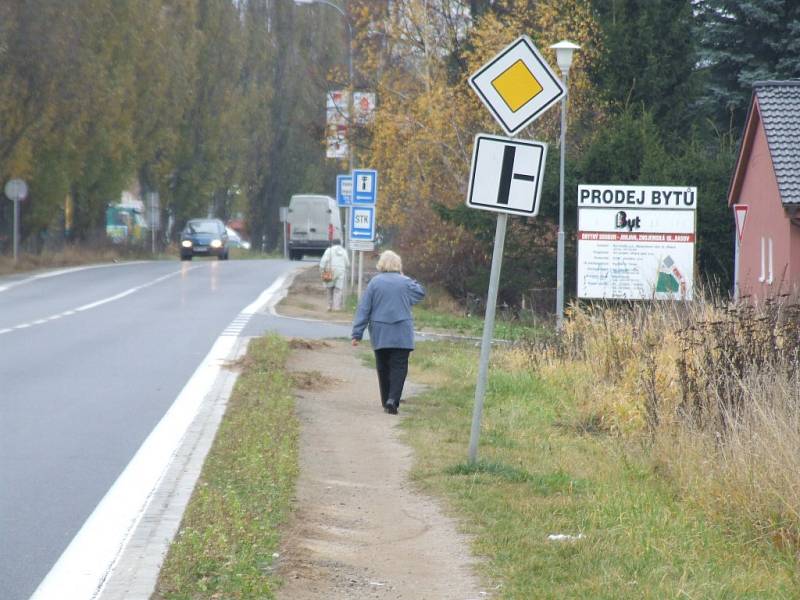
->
[0, 258, 350, 600]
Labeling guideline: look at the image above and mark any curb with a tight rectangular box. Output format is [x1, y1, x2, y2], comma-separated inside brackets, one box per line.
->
[97, 337, 249, 599]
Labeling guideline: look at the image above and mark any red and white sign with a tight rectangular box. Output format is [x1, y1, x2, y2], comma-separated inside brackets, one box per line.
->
[734, 204, 748, 243]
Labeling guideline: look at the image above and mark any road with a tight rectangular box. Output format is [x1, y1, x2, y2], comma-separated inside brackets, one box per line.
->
[0, 258, 349, 600]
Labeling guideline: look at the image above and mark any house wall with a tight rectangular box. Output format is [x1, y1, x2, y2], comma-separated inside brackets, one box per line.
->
[735, 115, 792, 301]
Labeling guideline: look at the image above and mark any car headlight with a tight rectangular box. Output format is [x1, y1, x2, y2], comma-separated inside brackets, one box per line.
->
[181, 240, 193, 248]
[210, 239, 222, 248]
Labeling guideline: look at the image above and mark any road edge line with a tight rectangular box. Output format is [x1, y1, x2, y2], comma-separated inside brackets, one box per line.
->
[30, 272, 294, 600]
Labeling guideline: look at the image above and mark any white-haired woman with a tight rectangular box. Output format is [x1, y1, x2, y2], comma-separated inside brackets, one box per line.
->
[351, 250, 425, 414]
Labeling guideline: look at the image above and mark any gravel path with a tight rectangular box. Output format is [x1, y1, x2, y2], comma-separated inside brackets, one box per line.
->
[275, 338, 488, 600]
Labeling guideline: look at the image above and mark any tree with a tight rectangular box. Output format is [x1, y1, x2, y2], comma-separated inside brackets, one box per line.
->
[590, 0, 699, 139]
[355, 0, 603, 303]
[697, 0, 800, 131]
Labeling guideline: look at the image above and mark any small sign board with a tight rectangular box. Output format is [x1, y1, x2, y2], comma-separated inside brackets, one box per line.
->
[353, 92, 376, 125]
[337, 174, 353, 207]
[350, 205, 376, 241]
[279, 206, 289, 223]
[4, 179, 28, 202]
[469, 35, 564, 136]
[466, 134, 547, 216]
[349, 239, 375, 252]
[352, 169, 377, 205]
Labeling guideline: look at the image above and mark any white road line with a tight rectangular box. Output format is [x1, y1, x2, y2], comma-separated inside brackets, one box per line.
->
[30, 269, 296, 600]
[0, 262, 148, 293]
[0, 270, 190, 335]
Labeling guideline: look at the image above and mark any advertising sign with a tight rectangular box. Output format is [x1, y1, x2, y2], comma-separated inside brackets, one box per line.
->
[353, 92, 376, 125]
[326, 90, 349, 159]
[577, 185, 697, 300]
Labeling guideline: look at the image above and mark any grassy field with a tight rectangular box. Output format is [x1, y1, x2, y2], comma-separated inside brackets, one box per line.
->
[400, 338, 799, 599]
[149, 293, 800, 598]
[154, 335, 298, 599]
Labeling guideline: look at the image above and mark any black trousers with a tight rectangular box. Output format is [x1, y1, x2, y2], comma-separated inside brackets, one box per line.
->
[374, 348, 411, 407]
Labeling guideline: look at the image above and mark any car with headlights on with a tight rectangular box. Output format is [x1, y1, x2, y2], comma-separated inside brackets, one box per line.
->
[180, 218, 230, 260]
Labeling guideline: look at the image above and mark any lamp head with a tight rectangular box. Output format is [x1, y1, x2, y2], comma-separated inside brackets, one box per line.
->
[549, 40, 581, 73]
[294, 0, 316, 4]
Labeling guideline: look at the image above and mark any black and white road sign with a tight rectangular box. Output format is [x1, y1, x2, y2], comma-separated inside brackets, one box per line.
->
[466, 134, 548, 216]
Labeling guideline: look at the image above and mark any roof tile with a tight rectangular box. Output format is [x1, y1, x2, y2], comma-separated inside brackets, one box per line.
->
[756, 82, 800, 204]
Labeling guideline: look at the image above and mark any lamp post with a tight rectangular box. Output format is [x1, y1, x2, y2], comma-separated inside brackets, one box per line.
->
[549, 40, 580, 331]
[295, 0, 355, 298]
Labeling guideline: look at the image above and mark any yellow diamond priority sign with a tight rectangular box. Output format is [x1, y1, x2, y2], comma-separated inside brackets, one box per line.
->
[470, 35, 564, 136]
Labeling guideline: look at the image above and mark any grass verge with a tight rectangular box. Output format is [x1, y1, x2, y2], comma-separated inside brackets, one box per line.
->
[401, 340, 799, 599]
[154, 334, 298, 599]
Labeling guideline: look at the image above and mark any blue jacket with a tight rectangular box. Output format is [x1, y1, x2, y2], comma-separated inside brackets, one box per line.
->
[351, 272, 426, 349]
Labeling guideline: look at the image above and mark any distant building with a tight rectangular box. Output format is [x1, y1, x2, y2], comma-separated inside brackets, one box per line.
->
[728, 81, 800, 301]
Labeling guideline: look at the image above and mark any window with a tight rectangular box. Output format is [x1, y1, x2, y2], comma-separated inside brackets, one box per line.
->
[759, 236, 774, 285]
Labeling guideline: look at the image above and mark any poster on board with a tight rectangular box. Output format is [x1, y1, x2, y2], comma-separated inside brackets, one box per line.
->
[576, 184, 697, 300]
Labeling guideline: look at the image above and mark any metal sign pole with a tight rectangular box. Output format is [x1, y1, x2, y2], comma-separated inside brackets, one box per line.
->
[357, 250, 364, 298]
[350, 207, 356, 295]
[468, 212, 508, 463]
[13, 199, 19, 261]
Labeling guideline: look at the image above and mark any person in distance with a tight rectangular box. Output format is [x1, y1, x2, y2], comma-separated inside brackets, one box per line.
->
[319, 241, 350, 311]
[351, 250, 425, 415]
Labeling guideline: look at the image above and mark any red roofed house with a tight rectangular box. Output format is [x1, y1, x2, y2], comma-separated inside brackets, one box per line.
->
[728, 81, 800, 301]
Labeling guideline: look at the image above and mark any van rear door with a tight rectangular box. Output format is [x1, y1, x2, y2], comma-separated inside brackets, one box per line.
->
[289, 196, 331, 244]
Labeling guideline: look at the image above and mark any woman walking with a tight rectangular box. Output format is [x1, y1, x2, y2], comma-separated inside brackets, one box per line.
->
[319, 241, 350, 311]
[351, 250, 425, 414]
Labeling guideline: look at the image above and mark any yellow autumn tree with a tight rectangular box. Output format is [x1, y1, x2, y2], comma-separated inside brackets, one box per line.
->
[353, 0, 604, 301]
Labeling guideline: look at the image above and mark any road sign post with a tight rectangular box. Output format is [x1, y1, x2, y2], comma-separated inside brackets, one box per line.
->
[351, 169, 378, 297]
[337, 174, 354, 298]
[466, 36, 561, 464]
[5, 179, 28, 262]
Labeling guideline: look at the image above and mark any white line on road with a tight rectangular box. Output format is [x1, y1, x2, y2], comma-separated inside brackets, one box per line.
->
[0, 262, 148, 293]
[30, 270, 295, 600]
[0, 269, 192, 336]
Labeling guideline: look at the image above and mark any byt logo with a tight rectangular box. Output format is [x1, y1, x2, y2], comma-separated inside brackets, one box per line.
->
[615, 210, 641, 232]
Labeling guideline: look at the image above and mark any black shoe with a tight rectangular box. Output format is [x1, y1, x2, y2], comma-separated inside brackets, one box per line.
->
[386, 400, 398, 415]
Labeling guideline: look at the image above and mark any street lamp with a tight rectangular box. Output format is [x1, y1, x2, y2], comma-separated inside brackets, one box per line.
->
[294, 0, 355, 295]
[549, 40, 580, 331]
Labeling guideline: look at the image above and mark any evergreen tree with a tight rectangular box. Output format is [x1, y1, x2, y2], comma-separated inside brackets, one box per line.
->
[590, 0, 699, 138]
[697, 0, 800, 131]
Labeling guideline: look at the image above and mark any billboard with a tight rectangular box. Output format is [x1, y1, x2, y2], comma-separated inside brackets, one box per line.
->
[576, 185, 697, 300]
[326, 90, 349, 159]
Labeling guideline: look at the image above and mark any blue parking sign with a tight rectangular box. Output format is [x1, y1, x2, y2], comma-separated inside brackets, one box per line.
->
[336, 174, 353, 207]
[352, 169, 377, 205]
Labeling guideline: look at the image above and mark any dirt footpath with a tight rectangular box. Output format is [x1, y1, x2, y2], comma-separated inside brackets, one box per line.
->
[275, 271, 488, 599]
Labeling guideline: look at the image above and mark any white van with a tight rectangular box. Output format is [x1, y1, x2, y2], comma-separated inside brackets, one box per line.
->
[286, 195, 343, 260]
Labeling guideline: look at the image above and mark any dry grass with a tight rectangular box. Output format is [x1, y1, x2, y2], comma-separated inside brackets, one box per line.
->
[509, 295, 800, 556]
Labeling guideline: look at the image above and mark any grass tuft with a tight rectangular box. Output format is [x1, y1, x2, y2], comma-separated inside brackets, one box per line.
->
[446, 461, 587, 495]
